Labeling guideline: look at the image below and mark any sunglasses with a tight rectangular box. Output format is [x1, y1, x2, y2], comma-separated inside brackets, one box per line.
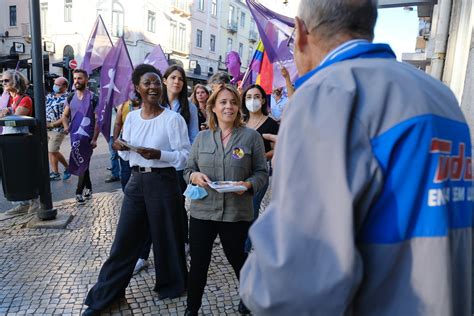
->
[1, 79, 10, 83]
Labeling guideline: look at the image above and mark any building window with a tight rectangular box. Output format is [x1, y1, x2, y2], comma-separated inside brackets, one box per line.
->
[147, 10, 156, 33]
[240, 12, 245, 27]
[248, 46, 253, 66]
[170, 21, 178, 50]
[198, 0, 205, 11]
[196, 29, 203, 48]
[250, 20, 255, 31]
[210, 34, 216, 52]
[112, 2, 124, 37]
[239, 43, 244, 57]
[228, 6, 234, 24]
[211, 0, 217, 16]
[64, 0, 72, 22]
[9, 6, 17, 27]
[41, 3, 48, 34]
[179, 23, 186, 51]
[227, 38, 233, 53]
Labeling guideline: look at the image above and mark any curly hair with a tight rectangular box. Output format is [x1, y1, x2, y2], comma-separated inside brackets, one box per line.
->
[2, 69, 29, 94]
[132, 64, 162, 101]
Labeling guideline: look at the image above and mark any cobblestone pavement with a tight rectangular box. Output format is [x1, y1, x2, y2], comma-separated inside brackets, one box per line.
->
[0, 184, 272, 315]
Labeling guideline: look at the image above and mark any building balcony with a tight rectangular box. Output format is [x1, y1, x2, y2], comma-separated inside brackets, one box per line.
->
[170, 0, 191, 17]
[227, 20, 238, 33]
[249, 30, 258, 43]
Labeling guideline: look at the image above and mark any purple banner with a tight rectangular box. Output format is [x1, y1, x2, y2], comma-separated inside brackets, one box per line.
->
[97, 37, 134, 139]
[0, 91, 10, 109]
[68, 91, 94, 176]
[81, 15, 113, 75]
[246, 0, 294, 63]
[144, 44, 169, 75]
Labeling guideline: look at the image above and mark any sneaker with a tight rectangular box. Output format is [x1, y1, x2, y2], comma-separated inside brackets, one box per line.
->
[133, 258, 148, 275]
[5, 204, 29, 215]
[28, 200, 41, 214]
[83, 188, 92, 200]
[62, 170, 71, 180]
[49, 172, 61, 181]
[76, 194, 85, 204]
[104, 175, 120, 183]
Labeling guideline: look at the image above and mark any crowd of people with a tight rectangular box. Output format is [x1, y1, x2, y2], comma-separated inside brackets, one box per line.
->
[2, 0, 473, 315]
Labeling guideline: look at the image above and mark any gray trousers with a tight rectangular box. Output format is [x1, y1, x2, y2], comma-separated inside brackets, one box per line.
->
[85, 167, 187, 310]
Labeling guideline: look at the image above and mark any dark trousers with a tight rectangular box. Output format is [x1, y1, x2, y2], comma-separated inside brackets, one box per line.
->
[187, 217, 251, 313]
[76, 168, 91, 195]
[85, 168, 187, 310]
[138, 169, 188, 260]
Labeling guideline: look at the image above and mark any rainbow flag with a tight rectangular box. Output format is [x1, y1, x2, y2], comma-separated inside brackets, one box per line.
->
[241, 40, 273, 94]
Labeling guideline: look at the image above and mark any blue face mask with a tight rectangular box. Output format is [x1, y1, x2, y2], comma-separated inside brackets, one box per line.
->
[52, 85, 61, 93]
[183, 184, 208, 200]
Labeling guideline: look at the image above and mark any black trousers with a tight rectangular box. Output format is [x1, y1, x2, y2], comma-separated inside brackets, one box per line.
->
[76, 168, 91, 195]
[85, 168, 187, 310]
[138, 169, 188, 260]
[187, 217, 251, 313]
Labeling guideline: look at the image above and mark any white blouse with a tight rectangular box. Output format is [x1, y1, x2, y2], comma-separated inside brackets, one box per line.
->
[118, 107, 190, 170]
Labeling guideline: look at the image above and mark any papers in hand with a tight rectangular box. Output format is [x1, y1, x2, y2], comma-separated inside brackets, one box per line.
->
[207, 181, 247, 193]
[117, 139, 143, 152]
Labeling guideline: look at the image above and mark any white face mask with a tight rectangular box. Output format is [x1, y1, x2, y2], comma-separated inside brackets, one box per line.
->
[245, 99, 262, 113]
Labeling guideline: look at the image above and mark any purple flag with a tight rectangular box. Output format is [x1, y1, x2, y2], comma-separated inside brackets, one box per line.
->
[246, 0, 294, 63]
[81, 15, 113, 75]
[144, 44, 169, 74]
[97, 37, 134, 139]
[226, 51, 245, 84]
[68, 91, 95, 176]
[0, 91, 10, 109]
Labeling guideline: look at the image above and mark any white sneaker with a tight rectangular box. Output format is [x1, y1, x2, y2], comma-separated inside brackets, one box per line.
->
[133, 258, 148, 275]
[27, 200, 41, 214]
[83, 188, 92, 200]
[5, 204, 29, 215]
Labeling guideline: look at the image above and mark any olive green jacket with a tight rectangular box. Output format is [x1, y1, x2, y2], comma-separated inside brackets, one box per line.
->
[184, 126, 269, 222]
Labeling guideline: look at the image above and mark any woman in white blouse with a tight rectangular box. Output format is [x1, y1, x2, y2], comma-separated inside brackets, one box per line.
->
[83, 64, 190, 316]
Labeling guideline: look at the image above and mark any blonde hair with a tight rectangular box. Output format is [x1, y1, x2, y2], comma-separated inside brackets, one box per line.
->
[206, 84, 244, 131]
[191, 84, 210, 105]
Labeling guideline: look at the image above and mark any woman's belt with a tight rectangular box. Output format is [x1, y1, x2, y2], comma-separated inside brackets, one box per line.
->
[131, 166, 175, 173]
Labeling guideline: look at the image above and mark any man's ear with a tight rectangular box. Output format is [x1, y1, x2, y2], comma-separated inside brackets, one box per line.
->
[294, 16, 309, 53]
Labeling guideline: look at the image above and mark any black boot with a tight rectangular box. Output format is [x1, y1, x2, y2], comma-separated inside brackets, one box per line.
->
[238, 300, 251, 315]
[82, 307, 101, 316]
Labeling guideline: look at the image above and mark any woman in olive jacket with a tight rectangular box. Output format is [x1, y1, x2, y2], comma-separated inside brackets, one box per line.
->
[183, 85, 268, 315]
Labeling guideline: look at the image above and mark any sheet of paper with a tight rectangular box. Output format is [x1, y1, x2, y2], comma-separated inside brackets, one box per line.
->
[117, 139, 142, 152]
[207, 181, 248, 193]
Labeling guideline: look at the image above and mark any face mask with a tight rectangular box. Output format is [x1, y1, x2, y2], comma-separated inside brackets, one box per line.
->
[245, 99, 262, 113]
[183, 184, 208, 200]
[52, 85, 61, 93]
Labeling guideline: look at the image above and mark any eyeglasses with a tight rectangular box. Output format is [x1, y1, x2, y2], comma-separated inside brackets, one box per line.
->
[1, 79, 10, 83]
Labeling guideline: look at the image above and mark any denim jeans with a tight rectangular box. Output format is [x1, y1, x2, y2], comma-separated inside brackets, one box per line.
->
[108, 137, 120, 178]
[119, 158, 131, 191]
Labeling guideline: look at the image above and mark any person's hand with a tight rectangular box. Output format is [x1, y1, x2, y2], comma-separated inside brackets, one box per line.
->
[280, 66, 289, 79]
[63, 127, 69, 135]
[136, 147, 160, 160]
[90, 139, 97, 149]
[262, 133, 277, 144]
[0, 108, 10, 118]
[234, 181, 252, 195]
[113, 139, 129, 151]
[190, 172, 211, 187]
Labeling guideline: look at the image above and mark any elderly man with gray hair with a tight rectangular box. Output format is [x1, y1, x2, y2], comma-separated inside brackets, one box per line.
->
[240, 0, 472, 315]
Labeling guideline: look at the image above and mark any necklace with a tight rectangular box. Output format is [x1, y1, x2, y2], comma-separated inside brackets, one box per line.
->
[221, 129, 232, 141]
[248, 115, 266, 130]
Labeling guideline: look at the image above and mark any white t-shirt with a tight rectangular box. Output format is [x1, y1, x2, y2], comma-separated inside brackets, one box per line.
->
[118, 107, 190, 170]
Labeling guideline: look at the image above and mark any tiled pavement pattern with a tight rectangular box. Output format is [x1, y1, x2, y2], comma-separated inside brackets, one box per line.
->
[0, 184, 272, 315]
